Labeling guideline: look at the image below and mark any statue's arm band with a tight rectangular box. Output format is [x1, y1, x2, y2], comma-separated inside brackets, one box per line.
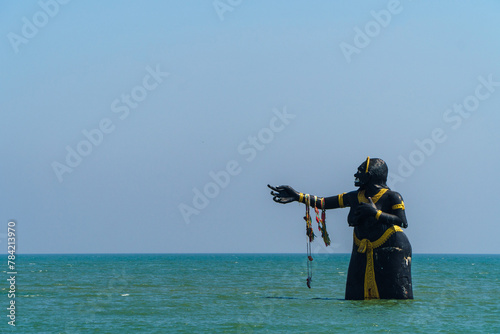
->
[392, 202, 405, 210]
[338, 193, 346, 208]
[375, 210, 382, 220]
[299, 193, 304, 203]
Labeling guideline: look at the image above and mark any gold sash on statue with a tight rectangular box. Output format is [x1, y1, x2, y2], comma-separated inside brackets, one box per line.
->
[353, 225, 403, 299]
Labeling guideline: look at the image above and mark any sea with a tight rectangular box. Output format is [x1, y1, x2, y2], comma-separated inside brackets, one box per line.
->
[4, 254, 500, 333]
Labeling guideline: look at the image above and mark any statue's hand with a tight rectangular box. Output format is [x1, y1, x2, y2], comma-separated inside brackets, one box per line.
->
[355, 197, 378, 219]
[267, 184, 299, 204]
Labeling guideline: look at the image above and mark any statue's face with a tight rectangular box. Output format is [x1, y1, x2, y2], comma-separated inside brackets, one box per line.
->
[354, 164, 369, 187]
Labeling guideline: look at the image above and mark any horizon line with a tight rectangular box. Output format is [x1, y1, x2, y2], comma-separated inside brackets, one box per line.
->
[8, 252, 500, 256]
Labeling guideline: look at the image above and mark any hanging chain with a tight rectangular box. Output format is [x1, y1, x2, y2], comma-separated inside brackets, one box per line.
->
[303, 194, 333, 288]
[304, 194, 314, 288]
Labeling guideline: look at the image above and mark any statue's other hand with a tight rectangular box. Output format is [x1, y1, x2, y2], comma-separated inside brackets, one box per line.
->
[355, 197, 378, 218]
[267, 184, 299, 204]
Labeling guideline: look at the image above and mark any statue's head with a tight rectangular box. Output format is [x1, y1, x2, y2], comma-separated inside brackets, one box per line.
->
[354, 157, 389, 188]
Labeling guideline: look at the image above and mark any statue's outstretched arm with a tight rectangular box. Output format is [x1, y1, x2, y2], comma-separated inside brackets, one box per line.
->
[268, 184, 350, 209]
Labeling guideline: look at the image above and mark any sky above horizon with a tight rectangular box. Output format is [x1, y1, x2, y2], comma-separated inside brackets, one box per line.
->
[2, 0, 500, 254]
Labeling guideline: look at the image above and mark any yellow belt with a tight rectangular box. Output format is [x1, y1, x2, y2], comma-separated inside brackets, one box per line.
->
[353, 225, 403, 300]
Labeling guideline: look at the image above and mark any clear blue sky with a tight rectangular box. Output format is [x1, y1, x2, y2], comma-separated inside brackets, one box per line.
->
[2, 0, 500, 254]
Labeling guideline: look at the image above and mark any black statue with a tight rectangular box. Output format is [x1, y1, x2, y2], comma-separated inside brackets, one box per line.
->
[268, 157, 413, 300]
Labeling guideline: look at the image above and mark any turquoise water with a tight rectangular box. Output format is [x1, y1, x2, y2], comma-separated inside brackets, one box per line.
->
[4, 254, 500, 333]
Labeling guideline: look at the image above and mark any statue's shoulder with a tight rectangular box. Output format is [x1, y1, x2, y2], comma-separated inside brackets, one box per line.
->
[385, 190, 404, 203]
[343, 190, 360, 206]
[344, 190, 358, 199]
